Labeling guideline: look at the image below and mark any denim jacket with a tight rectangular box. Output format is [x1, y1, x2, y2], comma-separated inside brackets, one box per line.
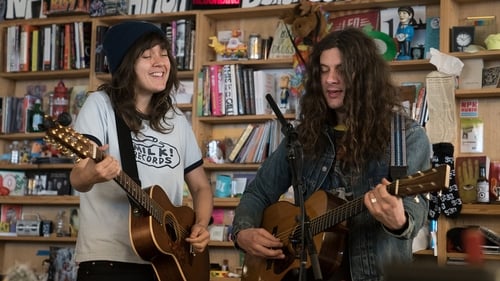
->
[232, 117, 431, 281]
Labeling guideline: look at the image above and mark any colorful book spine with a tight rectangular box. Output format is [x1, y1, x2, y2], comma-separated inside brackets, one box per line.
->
[19, 24, 34, 72]
[30, 27, 39, 72]
[209, 64, 224, 116]
[222, 64, 237, 116]
[228, 124, 255, 162]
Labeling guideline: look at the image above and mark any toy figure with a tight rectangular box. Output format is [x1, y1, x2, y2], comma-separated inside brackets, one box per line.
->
[395, 6, 417, 60]
[208, 29, 247, 59]
[279, 74, 290, 112]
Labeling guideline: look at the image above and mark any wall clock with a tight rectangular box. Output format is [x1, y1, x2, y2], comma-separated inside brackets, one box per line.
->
[451, 26, 475, 52]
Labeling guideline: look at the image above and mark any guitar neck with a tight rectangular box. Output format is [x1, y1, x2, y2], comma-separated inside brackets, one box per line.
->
[48, 124, 163, 223]
[114, 171, 160, 219]
[310, 197, 365, 237]
[306, 165, 450, 237]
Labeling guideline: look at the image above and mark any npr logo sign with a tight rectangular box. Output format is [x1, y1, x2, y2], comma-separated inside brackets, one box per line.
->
[5, 0, 42, 19]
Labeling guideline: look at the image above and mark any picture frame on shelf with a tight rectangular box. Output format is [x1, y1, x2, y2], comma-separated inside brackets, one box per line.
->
[451, 25, 475, 52]
[482, 62, 500, 88]
[0, 204, 23, 234]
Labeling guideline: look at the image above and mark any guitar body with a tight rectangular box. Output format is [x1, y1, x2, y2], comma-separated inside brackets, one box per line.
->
[242, 190, 348, 281]
[129, 185, 210, 281]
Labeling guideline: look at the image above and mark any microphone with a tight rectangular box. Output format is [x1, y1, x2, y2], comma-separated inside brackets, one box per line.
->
[265, 94, 293, 135]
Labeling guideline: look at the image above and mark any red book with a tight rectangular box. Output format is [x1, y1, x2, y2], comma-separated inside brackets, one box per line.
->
[209, 64, 224, 116]
[64, 23, 72, 70]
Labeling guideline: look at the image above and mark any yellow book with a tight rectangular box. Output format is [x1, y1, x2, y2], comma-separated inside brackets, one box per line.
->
[228, 124, 255, 162]
[31, 28, 39, 72]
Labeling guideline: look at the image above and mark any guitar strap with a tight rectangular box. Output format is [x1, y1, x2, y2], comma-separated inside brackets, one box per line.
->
[389, 114, 408, 180]
[115, 113, 141, 186]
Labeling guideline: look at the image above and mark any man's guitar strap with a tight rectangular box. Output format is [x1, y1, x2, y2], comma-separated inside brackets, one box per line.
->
[115, 113, 141, 186]
[390, 114, 408, 180]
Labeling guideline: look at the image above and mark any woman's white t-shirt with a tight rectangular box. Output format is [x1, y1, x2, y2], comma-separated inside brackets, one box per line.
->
[73, 91, 202, 264]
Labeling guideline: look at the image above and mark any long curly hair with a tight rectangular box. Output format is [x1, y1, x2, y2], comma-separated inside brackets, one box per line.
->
[97, 32, 180, 135]
[298, 28, 404, 171]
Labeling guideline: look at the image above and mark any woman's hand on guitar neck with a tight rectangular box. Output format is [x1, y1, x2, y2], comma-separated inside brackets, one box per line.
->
[236, 228, 285, 259]
[70, 144, 122, 192]
[364, 178, 408, 232]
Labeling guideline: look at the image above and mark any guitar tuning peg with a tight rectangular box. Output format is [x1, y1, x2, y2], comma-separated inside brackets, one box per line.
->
[57, 112, 72, 126]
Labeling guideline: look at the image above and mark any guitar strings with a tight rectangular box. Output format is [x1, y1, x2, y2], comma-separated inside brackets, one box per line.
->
[271, 198, 364, 243]
[52, 125, 192, 241]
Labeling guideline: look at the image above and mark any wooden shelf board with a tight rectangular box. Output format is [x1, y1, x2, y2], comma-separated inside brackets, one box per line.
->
[203, 58, 293, 68]
[414, 249, 434, 256]
[455, 88, 500, 98]
[0, 195, 79, 205]
[0, 234, 77, 243]
[203, 163, 261, 171]
[389, 59, 436, 71]
[208, 241, 235, 247]
[450, 50, 500, 61]
[0, 69, 90, 80]
[0, 163, 74, 170]
[459, 204, 500, 215]
[176, 103, 193, 111]
[0, 132, 45, 140]
[184, 196, 240, 208]
[198, 114, 295, 124]
[447, 252, 500, 261]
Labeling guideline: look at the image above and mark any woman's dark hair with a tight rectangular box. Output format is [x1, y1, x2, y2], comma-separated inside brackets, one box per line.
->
[98, 32, 179, 134]
[298, 28, 404, 171]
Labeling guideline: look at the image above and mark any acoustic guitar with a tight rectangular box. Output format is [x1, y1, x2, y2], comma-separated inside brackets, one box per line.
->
[242, 164, 450, 281]
[44, 116, 210, 281]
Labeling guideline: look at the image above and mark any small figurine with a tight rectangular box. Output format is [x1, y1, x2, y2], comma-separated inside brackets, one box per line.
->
[279, 74, 291, 112]
[208, 29, 247, 59]
[395, 6, 417, 60]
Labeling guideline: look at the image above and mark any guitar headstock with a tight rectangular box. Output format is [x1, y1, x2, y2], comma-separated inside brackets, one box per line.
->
[43, 115, 97, 161]
[389, 164, 450, 197]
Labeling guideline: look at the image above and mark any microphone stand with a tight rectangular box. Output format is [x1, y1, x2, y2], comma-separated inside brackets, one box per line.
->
[266, 94, 323, 281]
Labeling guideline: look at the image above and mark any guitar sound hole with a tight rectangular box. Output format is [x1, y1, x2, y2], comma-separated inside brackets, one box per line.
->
[165, 220, 178, 241]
